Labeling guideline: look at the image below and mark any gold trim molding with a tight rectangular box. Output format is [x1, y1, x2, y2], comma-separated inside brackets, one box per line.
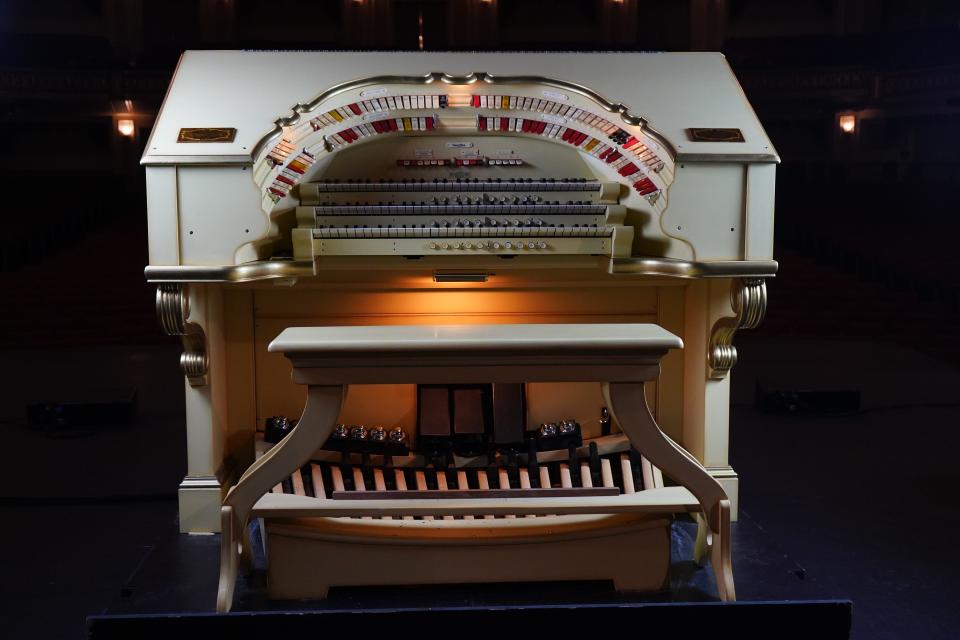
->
[708, 278, 768, 379]
[146, 260, 316, 284]
[156, 283, 209, 385]
[145, 258, 776, 284]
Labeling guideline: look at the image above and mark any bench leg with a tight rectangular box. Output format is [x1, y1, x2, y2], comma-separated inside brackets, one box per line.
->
[604, 381, 736, 601]
[217, 384, 344, 612]
[217, 506, 239, 612]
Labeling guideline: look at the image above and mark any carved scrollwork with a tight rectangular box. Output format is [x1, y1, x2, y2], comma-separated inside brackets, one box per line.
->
[708, 278, 767, 379]
[155, 283, 208, 385]
[156, 283, 189, 335]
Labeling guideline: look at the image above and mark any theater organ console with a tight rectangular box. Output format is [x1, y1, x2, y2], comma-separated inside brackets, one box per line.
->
[143, 51, 778, 608]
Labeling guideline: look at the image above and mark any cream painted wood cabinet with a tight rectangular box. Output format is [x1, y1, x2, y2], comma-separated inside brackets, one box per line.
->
[143, 51, 776, 535]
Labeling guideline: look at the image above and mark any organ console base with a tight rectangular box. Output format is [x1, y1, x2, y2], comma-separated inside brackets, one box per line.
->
[216, 323, 734, 611]
[263, 513, 673, 600]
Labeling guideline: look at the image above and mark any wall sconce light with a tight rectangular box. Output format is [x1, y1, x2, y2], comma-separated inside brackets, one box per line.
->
[117, 119, 136, 137]
[839, 114, 856, 134]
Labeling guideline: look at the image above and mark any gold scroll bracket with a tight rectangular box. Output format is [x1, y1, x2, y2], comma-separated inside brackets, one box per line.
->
[156, 283, 208, 386]
[708, 278, 767, 379]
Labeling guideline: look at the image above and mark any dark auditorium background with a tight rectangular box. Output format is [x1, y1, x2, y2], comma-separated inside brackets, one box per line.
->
[1, 1, 959, 639]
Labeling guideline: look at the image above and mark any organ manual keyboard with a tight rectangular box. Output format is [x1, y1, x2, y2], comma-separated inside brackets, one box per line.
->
[142, 51, 778, 607]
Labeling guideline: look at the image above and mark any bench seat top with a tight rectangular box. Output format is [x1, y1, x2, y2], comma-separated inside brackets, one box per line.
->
[269, 323, 683, 355]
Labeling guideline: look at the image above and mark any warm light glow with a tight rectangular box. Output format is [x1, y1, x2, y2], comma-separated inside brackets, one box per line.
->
[117, 119, 135, 137]
[123, 99, 133, 112]
[839, 114, 856, 134]
[417, 9, 425, 50]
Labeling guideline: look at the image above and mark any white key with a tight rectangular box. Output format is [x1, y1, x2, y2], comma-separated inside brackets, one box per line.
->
[641, 455, 655, 490]
[415, 470, 434, 520]
[387, 96, 397, 110]
[601, 458, 615, 489]
[352, 468, 372, 519]
[559, 463, 573, 488]
[579, 462, 593, 488]
[291, 469, 306, 496]
[477, 471, 495, 519]
[498, 468, 516, 518]
[619, 454, 636, 493]
[394, 469, 414, 520]
[539, 466, 552, 489]
[330, 466, 346, 493]
[401, 95, 411, 110]
[519, 468, 535, 518]
[272, 482, 284, 494]
[373, 467, 393, 520]
[432, 95, 440, 109]
[455, 470, 474, 520]
[436, 472, 455, 520]
[373, 467, 387, 491]
[310, 463, 326, 499]
[353, 467, 366, 490]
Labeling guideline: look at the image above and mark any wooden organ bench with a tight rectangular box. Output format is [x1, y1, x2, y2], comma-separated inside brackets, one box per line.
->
[217, 323, 734, 612]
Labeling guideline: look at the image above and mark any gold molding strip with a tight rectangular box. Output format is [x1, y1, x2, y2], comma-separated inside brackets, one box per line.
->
[145, 258, 776, 284]
[708, 278, 768, 379]
[145, 260, 316, 283]
[610, 258, 778, 279]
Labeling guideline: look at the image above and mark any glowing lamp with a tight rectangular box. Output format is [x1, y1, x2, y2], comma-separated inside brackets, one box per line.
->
[839, 114, 856, 134]
[117, 119, 136, 137]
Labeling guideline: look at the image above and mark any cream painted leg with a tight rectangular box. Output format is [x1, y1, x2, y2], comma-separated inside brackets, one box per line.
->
[712, 500, 735, 599]
[217, 384, 344, 612]
[217, 506, 238, 612]
[604, 381, 736, 601]
[693, 512, 709, 567]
